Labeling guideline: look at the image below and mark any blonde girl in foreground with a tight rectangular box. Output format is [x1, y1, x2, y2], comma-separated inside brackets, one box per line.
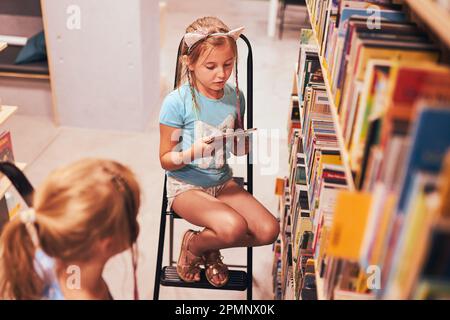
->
[0, 159, 140, 299]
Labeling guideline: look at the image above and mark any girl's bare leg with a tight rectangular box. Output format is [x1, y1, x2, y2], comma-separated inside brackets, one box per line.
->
[172, 189, 250, 253]
[173, 189, 248, 283]
[172, 180, 279, 283]
[216, 179, 280, 247]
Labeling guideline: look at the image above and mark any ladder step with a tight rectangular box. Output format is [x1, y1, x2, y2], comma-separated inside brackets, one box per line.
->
[233, 176, 245, 187]
[170, 210, 181, 219]
[160, 266, 248, 291]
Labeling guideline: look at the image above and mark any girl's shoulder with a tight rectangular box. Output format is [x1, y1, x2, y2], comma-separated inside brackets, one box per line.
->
[164, 83, 190, 104]
[160, 84, 191, 123]
[166, 84, 190, 100]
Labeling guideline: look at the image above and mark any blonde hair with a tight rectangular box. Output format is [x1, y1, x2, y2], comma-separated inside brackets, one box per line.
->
[0, 158, 141, 300]
[176, 16, 242, 128]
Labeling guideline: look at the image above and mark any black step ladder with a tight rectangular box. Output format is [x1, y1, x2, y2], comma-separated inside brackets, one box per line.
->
[0, 162, 34, 233]
[0, 161, 35, 210]
[153, 34, 254, 300]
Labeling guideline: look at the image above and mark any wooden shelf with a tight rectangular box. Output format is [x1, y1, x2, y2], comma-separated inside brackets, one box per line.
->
[0, 162, 27, 199]
[0, 106, 18, 126]
[0, 42, 6, 52]
[305, 3, 356, 191]
[404, 0, 450, 50]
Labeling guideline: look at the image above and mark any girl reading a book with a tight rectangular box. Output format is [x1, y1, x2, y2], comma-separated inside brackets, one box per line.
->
[159, 17, 279, 287]
[0, 159, 141, 300]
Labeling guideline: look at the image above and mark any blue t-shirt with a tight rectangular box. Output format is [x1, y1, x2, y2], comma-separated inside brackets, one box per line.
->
[159, 83, 245, 187]
[34, 249, 64, 300]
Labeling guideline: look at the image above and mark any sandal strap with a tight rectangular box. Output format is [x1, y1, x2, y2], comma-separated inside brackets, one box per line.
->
[200, 250, 229, 287]
[204, 250, 224, 263]
[179, 230, 203, 276]
[204, 250, 228, 275]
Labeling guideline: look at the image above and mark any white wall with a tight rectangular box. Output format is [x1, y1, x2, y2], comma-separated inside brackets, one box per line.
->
[42, 0, 160, 131]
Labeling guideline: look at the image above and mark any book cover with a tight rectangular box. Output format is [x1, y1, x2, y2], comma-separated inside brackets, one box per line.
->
[0, 131, 14, 163]
[353, 41, 439, 81]
[275, 178, 285, 196]
[380, 64, 450, 148]
[359, 183, 395, 268]
[356, 113, 381, 189]
[384, 172, 439, 299]
[327, 191, 373, 260]
[300, 29, 317, 46]
[350, 60, 393, 172]
[397, 106, 450, 214]
[336, 19, 427, 102]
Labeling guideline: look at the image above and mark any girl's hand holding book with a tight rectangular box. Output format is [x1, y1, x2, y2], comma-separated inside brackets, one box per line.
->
[186, 136, 216, 162]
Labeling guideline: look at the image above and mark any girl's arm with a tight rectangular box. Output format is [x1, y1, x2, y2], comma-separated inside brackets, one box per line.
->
[159, 124, 213, 171]
[160, 124, 190, 171]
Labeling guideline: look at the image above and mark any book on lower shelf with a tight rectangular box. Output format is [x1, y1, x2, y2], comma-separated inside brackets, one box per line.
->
[275, 0, 450, 300]
[0, 131, 14, 164]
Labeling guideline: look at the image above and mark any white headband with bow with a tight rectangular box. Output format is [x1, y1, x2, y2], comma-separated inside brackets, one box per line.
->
[184, 27, 245, 51]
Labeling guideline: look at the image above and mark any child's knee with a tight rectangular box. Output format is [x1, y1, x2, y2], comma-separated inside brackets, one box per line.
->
[216, 215, 248, 245]
[259, 218, 280, 245]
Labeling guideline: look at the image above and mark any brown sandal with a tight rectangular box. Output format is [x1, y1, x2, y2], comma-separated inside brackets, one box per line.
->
[177, 230, 204, 283]
[204, 250, 229, 288]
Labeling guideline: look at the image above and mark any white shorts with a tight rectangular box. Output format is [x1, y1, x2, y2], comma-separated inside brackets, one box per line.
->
[166, 175, 232, 211]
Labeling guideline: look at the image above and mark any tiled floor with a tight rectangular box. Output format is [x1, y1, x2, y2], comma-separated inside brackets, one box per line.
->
[3, 0, 309, 300]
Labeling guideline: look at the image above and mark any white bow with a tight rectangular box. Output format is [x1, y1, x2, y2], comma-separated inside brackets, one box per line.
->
[184, 27, 245, 50]
[19, 208, 41, 248]
[20, 208, 37, 224]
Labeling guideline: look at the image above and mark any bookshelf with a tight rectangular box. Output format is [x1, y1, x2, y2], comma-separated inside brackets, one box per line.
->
[0, 106, 18, 125]
[275, 0, 450, 300]
[304, 3, 356, 191]
[403, 0, 450, 50]
[303, 0, 381, 301]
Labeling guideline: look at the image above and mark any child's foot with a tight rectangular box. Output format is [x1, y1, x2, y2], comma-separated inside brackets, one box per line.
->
[177, 230, 203, 283]
[204, 250, 229, 287]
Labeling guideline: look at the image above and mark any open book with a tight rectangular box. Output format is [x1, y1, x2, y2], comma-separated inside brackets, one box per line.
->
[206, 128, 257, 144]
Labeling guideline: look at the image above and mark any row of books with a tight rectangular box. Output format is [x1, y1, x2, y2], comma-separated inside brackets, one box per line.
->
[273, 153, 318, 300]
[272, 176, 295, 300]
[322, 117, 450, 300]
[272, 238, 283, 300]
[274, 94, 308, 298]
[305, 0, 450, 187]
[282, 0, 450, 299]
[274, 25, 358, 298]
[297, 30, 352, 299]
